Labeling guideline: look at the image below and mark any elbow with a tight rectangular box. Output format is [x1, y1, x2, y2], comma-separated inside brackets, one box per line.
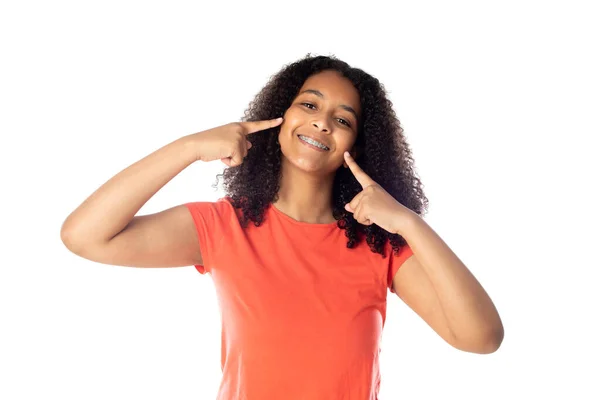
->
[475, 329, 504, 354]
[60, 227, 75, 250]
[488, 324, 505, 352]
[61, 225, 88, 255]
[60, 218, 77, 248]
[454, 325, 504, 354]
[61, 226, 81, 253]
[483, 319, 505, 353]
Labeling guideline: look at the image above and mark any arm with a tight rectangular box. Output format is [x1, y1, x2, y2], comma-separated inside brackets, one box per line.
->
[60, 134, 202, 265]
[340, 150, 503, 354]
[392, 217, 504, 354]
[60, 118, 283, 267]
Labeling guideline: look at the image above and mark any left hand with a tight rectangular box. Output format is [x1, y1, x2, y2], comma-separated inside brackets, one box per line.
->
[343, 151, 418, 235]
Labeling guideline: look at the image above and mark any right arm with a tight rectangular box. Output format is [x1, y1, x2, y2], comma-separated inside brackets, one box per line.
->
[60, 134, 204, 268]
[60, 117, 283, 268]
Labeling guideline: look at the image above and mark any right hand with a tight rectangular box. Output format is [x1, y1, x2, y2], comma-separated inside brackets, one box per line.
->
[191, 117, 283, 166]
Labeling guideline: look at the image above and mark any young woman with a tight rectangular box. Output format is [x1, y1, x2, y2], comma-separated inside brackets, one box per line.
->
[61, 54, 503, 400]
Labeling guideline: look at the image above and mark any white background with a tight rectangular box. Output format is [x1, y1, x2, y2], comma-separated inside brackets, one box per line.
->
[1, 0, 598, 399]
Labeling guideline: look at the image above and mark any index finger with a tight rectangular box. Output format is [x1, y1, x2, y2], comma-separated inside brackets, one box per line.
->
[344, 151, 376, 189]
[240, 117, 283, 134]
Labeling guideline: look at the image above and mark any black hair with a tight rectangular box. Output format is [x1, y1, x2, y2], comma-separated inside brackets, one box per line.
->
[213, 53, 429, 257]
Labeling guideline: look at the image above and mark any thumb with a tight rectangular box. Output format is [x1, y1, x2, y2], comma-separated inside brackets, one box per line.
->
[220, 155, 242, 167]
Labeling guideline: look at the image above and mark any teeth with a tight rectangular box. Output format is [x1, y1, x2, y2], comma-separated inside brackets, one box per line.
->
[299, 135, 329, 150]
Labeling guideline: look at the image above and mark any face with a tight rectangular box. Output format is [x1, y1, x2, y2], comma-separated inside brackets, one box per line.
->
[278, 70, 361, 174]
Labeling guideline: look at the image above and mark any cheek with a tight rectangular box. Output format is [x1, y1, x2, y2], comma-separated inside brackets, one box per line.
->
[283, 107, 305, 124]
[340, 135, 357, 151]
[279, 110, 301, 138]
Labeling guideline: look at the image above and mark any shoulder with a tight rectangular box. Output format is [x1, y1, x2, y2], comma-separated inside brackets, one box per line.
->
[184, 197, 241, 228]
[218, 196, 244, 220]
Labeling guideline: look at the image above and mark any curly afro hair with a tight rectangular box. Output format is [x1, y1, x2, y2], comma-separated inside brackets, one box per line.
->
[213, 53, 429, 258]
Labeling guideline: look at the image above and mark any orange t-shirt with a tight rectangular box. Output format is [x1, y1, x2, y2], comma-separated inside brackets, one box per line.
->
[185, 197, 413, 400]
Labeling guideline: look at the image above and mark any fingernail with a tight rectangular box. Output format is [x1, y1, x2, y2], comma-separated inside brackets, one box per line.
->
[344, 151, 350, 157]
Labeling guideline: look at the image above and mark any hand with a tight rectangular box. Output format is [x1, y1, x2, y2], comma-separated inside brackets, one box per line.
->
[343, 151, 417, 235]
[191, 117, 283, 166]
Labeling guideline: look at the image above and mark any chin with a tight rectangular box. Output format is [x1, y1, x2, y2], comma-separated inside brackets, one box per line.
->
[282, 151, 342, 176]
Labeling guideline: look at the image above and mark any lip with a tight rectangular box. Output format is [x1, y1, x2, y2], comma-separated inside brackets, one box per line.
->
[297, 134, 330, 151]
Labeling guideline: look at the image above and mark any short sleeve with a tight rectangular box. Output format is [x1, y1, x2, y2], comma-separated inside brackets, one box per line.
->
[184, 198, 233, 274]
[387, 242, 414, 293]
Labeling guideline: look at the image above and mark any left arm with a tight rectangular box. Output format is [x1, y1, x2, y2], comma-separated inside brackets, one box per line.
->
[341, 151, 504, 354]
[392, 215, 504, 354]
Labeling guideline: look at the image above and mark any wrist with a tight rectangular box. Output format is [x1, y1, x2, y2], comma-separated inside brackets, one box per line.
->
[178, 133, 204, 163]
[395, 211, 422, 237]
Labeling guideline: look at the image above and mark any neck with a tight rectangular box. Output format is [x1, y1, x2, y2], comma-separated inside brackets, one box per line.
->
[273, 159, 337, 224]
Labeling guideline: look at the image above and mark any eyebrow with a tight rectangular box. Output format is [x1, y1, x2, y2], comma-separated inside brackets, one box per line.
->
[299, 89, 359, 122]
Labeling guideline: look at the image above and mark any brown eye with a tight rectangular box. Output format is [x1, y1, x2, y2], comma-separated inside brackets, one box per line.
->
[302, 103, 351, 127]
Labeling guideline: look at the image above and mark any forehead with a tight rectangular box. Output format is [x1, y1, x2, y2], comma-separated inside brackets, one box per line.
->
[298, 71, 360, 111]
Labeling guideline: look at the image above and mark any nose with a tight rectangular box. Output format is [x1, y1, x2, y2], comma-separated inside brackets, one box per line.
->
[311, 120, 331, 133]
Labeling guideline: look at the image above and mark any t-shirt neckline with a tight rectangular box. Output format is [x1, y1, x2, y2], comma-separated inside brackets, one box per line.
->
[269, 203, 339, 228]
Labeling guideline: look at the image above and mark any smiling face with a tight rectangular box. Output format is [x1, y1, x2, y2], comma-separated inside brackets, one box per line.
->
[278, 70, 361, 174]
